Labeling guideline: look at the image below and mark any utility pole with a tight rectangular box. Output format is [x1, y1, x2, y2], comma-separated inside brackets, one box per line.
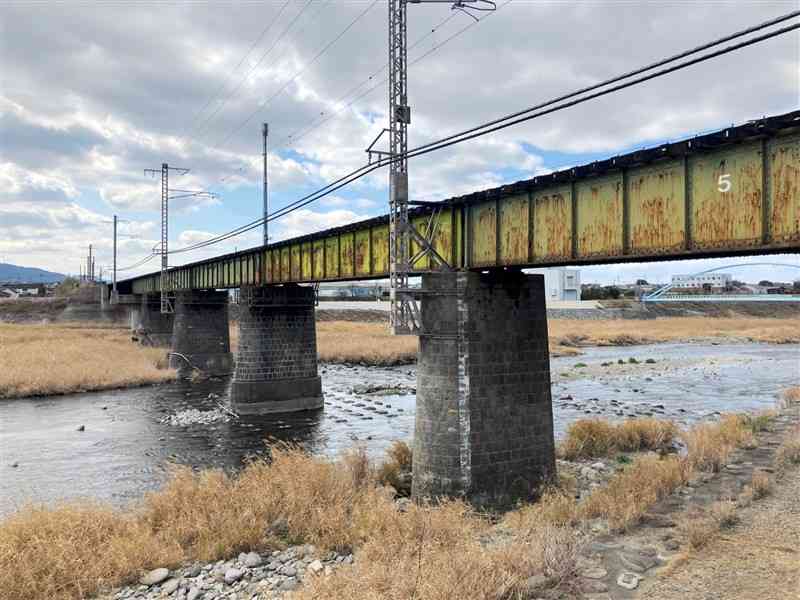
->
[268, 123, 269, 246]
[380, 0, 489, 334]
[145, 163, 217, 314]
[87, 244, 93, 283]
[112, 215, 117, 300]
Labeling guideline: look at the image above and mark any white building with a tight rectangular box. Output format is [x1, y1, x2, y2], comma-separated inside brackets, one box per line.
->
[671, 273, 732, 289]
[527, 268, 581, 302]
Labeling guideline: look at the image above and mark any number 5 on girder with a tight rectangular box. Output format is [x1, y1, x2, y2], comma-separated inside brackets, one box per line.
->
[718, 174, 732, 193]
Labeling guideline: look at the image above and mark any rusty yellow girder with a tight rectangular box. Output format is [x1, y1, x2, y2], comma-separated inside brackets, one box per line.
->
[123, 111, 800, 295]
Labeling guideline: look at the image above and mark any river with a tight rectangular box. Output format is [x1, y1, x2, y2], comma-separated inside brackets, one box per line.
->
[1, 341, 797, 515]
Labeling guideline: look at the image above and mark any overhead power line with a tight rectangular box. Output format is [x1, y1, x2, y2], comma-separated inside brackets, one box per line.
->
[143, 11, 799, 261]
[178, 0, 293, 142]
[209, 0, 381, 152]
[187, 0, 319, 146]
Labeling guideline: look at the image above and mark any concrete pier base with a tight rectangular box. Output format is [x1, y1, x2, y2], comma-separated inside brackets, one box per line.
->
[230, 285, 323, 414]
[135, 295, 174, 347]
[412, 270, 556, 507]
[170, 290, 233, 378]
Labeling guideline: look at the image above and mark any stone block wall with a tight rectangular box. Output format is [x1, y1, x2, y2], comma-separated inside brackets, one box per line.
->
[230, 285, 322, 414]
[170, 290, 233, 377]
[412, 270, 556, 507]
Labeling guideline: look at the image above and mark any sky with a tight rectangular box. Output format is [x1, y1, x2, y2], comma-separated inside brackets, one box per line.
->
[1, 0, 798, 285]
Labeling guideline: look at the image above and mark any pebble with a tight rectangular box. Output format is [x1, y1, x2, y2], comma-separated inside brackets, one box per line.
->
[161, 578, 180, 594]
[616, 572, 641, 590]
[224, 568, 244, 584]
[140, 568, 170, 586]
[111, 545, 351, 600]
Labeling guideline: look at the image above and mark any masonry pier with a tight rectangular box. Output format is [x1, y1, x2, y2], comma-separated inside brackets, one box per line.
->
[412, 270, 556, 507]
[169, 290, 233, 377]
[230, 284, 323, 414]
[134, 294, 174, 347]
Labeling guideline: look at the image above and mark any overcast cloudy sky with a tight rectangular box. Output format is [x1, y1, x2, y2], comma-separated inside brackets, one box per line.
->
[1, 0, 798, 284]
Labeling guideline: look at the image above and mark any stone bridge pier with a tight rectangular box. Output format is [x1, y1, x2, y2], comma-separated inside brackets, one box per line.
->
[230, 284, 323, 414]
[170, 290, 233, 378]
[133, 294, 174, 347]
[412, 269, 556, 507]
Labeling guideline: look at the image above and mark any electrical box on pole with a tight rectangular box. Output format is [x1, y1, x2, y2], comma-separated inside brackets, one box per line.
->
[383, 0, 491, 335]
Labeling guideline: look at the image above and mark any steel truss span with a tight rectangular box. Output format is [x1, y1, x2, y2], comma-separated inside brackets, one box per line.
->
[118, 111, 800, 296]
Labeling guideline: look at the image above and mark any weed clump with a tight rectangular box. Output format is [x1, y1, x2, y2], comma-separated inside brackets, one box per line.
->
[559, 418, 678, 460]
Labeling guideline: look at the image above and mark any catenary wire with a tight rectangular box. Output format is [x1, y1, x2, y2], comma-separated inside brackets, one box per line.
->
[161, 15, 799, 259]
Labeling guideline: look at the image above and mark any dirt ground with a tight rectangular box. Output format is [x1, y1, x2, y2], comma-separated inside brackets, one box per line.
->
[639, 467, 800, 600]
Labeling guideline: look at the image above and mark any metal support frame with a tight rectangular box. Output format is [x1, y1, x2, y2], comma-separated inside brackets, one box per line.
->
[159, 163, 172, 314]
[385, 0, 488, 334]
[146, 163, 210, 314]
[268, 123, 269, 246]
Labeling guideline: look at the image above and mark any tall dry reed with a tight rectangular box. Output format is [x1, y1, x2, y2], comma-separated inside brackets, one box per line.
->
[0, 323, 174, 398]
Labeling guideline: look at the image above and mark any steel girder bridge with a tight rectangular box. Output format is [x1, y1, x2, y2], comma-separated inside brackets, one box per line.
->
[115, 111, 800, 300]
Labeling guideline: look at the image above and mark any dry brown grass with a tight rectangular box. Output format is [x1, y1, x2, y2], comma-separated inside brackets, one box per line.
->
[683, 414, 757, 472]
[782, 386, 800, 407]
[377, 440, 414, 496]
[558, 417, 678, 460]
[581, 454, 688, 531]
[750, 470, 771, 499]
[0, 444, 394, 600]
[295, 504, 582, 600]
[776, 425, 800, 469]
[0, 323, 175, 399]
[549, 316, 800, 346]
[0, 503, 181, 600]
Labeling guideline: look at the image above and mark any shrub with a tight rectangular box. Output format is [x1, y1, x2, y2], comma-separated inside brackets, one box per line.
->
[377, 440, 413, 496]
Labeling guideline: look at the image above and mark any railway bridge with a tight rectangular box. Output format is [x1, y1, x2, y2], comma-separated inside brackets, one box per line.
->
[111, 111, 800, 505]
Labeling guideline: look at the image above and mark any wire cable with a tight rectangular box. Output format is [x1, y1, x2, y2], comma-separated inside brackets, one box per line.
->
[178, 0, 293, 142]
[210, 0, 381, 152]
[164, 13, 800, 257]
[188, 0, 318, 146]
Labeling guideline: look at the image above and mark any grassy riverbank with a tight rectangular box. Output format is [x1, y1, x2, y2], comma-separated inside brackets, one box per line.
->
[2, 388, 798, 600]
[0, 324, 175, 399]
[2, 316, 797, 399]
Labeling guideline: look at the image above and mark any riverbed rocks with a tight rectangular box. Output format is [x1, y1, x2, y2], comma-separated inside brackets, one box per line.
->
[139, 568, 170, 586]
[111, 545, 352, 599]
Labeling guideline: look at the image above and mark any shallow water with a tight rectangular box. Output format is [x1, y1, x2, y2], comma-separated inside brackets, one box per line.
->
[1, 342, 797, 514]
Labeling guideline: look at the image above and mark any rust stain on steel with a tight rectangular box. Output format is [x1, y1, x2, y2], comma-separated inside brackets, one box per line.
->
[354, 229, 370, 276]
[325, 237, 339, 278]
[341, 234, 354, 276]
[691, 143, 763, 249]
[301, 242, 312, 280]
[313, 240, 324, 280]
[769, 135, 800, 243]
[575, 175, 623, 257]
[290, 245, 301, 281]
[371, 226, 389, 275]
[499, 194, 528, 264]
[628, 161, 685, 253]
[280, 247, 290, 282]
[432, 209, 453, 270]
[470, 202, 497, 266]
[265, 250, 274, 283]
[408, 215, 428, 270]
[532, 186, 572, 261]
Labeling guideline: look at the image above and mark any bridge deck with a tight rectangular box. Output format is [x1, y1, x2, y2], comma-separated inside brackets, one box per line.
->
[119, 111, 800, 295]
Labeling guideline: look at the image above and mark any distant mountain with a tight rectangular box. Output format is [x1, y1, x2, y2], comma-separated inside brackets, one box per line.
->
[0, 263, 66, 284]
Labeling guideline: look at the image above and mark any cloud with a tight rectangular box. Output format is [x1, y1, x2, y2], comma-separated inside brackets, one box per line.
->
[0, 1, 796, 279]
